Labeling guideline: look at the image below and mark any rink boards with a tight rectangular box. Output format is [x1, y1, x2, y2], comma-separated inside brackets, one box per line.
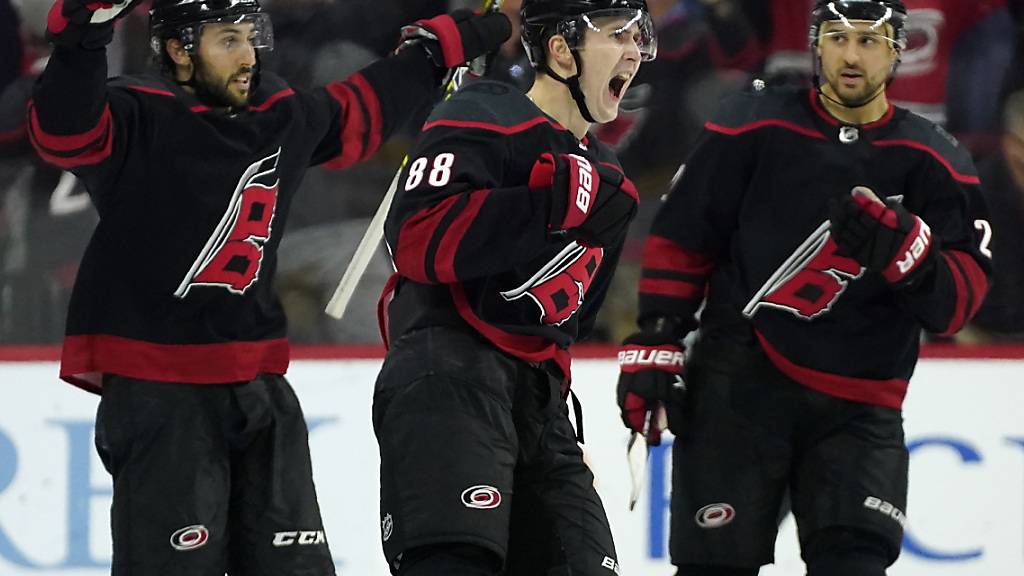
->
[0, 352, 1021, 575]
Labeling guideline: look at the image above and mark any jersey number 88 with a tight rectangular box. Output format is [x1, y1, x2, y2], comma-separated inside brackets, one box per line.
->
[405, 153, 456, 190]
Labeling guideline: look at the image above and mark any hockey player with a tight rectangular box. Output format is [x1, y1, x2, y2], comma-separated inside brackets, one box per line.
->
[615, 1, 991, 575]
[372, 0, 656, 574]
[29, 0, 510, 574]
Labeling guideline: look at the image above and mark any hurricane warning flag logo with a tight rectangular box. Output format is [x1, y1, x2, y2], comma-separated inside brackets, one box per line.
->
[175, 148, 282, 298]
[500, 242, 603, 326]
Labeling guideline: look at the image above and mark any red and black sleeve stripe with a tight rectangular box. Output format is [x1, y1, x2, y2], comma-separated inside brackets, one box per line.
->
[939, 249, 989, 336]
[322, 72, 383, 170]
[639, 234, 713, 301]
[27, 99, 113, 170]
[394, 188, 493, 284]
[638, 234, 714, 324]
[28, 45, 117, 171]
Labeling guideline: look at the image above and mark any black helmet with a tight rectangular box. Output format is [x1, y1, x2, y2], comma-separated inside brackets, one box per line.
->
[149, 0, 273, 55]
[809, 0, 908, 50]
[520, 0, 657, 68]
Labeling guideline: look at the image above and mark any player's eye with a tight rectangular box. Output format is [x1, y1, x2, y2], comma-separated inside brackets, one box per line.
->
[612, 29, 641, 47]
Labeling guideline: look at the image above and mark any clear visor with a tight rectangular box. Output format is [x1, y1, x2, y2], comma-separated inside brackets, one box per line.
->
[151, 12, 274, 54]
[819, 19, 902, 50]
[200, 12, 274, 51]
[817, 2, 905, 49]
[561, 8, 658, 62]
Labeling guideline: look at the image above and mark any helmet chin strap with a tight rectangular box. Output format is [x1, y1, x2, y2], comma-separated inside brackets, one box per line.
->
[174, 66, 197, 88]
[544, 50, 596, 124]
[813, 49, 900, 113]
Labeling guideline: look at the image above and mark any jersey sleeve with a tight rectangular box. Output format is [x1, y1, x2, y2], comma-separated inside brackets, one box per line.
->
[637, 125, 754, 334]
[384, 97, 551, 285]
[897, 154, 992, 336]
[28, 46, 134, 213]
[305, 46, 440, 169]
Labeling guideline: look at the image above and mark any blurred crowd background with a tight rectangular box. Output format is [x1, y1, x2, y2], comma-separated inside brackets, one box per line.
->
[2, 0, 1023, 346]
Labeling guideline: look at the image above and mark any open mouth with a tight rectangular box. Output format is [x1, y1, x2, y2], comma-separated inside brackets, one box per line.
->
[608, 72, 632, 100]
[232, 75, 251, 90]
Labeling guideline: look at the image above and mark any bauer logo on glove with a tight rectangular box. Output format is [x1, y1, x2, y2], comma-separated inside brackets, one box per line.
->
[829, 186, 937, 287]
[618, 345, 685, 372]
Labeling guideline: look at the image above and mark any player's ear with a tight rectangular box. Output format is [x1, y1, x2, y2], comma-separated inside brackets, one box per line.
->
[547, 34, 575, 74]
[166, 38, 191, 67]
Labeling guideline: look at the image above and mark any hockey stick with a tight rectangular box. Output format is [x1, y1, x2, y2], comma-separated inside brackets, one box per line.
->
[325, 0, 505, 319]
[627, 405, 667, 510]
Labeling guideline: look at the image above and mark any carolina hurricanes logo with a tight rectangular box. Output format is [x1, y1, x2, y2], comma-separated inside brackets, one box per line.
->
[898, 8, 943, 77]
[499, 242, 604, 326]
[743, 221, 863, 320]
[694, 503, 736, 529]
[174, 148, 282, 298]
[461, 485, 502, 510]
[170, 524, 209, 551]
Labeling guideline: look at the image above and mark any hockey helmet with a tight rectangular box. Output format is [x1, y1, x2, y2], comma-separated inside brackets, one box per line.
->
[809, 0, 908, 50]
[520, 0, 657, 68]
[149, 0, 274, 55]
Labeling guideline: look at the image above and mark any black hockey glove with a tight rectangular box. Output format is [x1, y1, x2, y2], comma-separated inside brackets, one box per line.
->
[829, 187, 937, 288]
[46, 0, 141, 50]
[616, 319, 687, 446]
[529, 152, 639, 247]
[399, 9, 512, 71]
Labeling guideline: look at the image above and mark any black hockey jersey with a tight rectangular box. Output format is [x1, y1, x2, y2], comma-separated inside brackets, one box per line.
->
[2, 68, 96, 344]
[383, 80, 631, 379]
[29, 44, 442, 392]
[639, 86, 991, 409]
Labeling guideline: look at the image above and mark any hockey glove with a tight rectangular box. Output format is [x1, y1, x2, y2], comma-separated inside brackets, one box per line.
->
[616, 321, 687, 446]
[829, 187, 937, 288]
[529, 152, 639, 247]
[400, 9, 512, 70]
[46, 0, 141, 50]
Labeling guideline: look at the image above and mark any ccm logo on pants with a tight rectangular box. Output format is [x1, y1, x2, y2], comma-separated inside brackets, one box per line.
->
[272, 530, 326, 547]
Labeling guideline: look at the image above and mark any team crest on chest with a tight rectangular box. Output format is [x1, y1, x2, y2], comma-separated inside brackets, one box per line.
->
[500, 242, 603, 326]
[743, 221, 864, 320]
[174, 148, 282, 298]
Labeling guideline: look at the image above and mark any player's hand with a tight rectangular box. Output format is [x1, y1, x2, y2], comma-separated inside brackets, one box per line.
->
[399, 9, 512, 69]
[46, 0, 141, 49]
[616, 323, 686, 446]
[529, 153, 639, 247]
[829, 186, 937, 288]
